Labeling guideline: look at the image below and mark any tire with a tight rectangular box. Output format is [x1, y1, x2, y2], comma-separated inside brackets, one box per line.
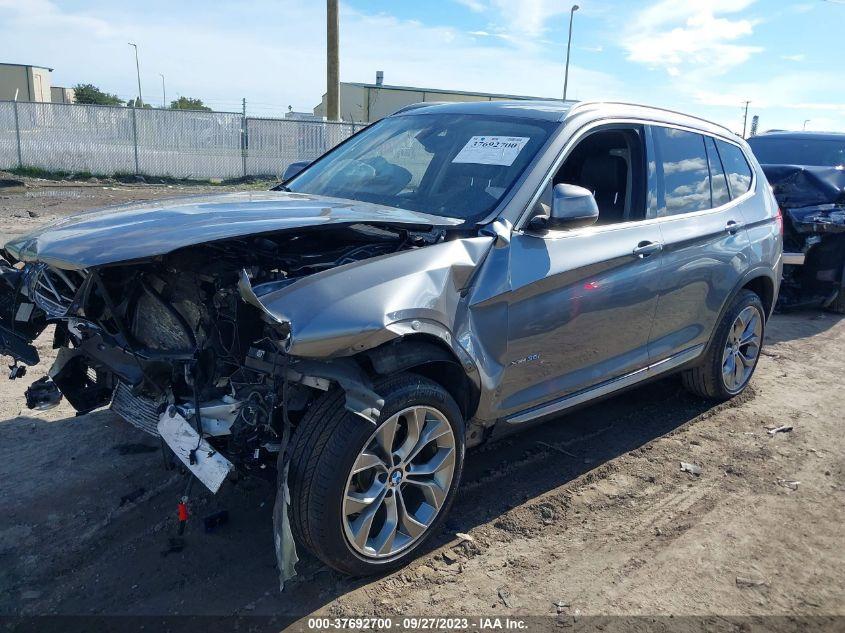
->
[827, 286, 845, 315]
[682, 289, 766, 401]
[288, 372, 465, 576]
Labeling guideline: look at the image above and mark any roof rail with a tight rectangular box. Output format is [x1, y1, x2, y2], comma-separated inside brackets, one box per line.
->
[568, 101, 735, 136]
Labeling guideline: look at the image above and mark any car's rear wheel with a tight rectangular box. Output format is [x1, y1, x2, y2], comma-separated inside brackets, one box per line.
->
[682, 289, 765, 400]
[827, 262, 845, 314]
[288, 372, 465, 575]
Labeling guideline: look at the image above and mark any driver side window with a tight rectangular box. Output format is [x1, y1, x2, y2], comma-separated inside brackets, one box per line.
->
[540, 126, 648, 226]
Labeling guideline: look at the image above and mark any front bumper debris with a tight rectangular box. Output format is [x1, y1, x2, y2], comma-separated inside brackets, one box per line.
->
[157, 408, 234, 494]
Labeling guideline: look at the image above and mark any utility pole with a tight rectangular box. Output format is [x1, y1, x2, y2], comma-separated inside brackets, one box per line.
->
[326, 0, 340, 121]
[562, 4, 579, 102]
[128, 42, 143, 107]
[741, 100, 751, 138]
[159, 74, 166, 108]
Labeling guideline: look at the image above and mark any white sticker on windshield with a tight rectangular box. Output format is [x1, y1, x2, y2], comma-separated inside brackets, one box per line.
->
[452, 136, 530, 166]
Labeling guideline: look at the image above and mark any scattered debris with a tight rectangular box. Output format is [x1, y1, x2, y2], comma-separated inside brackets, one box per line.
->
[497, 586, 512, 608]
[203, 509, 230, 532]
[114, 443, 159, 455]
[119, 487, 146, 507]
[776, 478, 800, 491]
[537, 441, 578, 458]
[767, 425, 794, 436]
[680, 462, 702, 476]
[0, 178, 26, 191]
[455, 532, 474, 543]
[442, 550, 460, 565]
[736, 575, 768, 588]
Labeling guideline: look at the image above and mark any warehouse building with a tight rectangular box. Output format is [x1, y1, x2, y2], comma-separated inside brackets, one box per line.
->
[313, 72, 554, 123]
[50, 86, 76, 104]
[0, 63, 54, 102]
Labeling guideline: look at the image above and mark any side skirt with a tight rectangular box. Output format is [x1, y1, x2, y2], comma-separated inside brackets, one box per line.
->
[504, 344, 705, 427]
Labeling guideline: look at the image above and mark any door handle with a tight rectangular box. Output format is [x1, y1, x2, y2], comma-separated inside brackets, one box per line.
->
[633, 241, 663, 257]
[725, 220, 742, 234]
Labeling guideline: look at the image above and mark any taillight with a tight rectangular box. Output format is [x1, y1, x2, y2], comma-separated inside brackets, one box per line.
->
[775, 208, 783, 234]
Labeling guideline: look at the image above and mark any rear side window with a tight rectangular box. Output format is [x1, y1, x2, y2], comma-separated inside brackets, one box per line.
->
[653, 126, 711, 216]
[705, 137, 731, 207]
[715, 140, 753, 197]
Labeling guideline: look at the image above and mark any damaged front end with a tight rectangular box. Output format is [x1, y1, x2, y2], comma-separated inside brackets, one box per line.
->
[0, 209, 485, 586]
[761, 165, 845, 311]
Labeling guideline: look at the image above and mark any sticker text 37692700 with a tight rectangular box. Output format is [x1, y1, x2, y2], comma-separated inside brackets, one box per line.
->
[452, 136, 530, 167]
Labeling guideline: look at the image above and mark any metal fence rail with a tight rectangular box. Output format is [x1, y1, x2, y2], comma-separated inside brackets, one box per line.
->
[0, 100, 365, 180]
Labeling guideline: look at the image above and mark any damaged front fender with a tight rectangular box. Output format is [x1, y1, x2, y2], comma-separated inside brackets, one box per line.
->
[240, 236, 495, 359]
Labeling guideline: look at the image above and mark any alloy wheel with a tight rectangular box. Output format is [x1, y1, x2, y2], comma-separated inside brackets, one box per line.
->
[721, 305, 762, 392]
[342, 406, 456, 559]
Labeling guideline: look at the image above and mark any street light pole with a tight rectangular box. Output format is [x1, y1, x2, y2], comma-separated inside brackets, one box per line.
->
[159, 74, 166, 108]
[803, 119, 811, 131]
[563, 4, 579, 102]
[128, 42, 143, 107]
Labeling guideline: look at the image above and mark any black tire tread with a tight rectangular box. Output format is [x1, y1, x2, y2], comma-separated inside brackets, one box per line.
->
[828, 288, 845, 315]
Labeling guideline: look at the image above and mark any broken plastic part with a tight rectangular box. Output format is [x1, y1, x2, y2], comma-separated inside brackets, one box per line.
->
[157, 409, 234, 494]
[273, 462, 299, 591]
[25, 375, 62, 410]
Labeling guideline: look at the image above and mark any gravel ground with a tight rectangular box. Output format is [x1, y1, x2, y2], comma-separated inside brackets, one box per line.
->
[0, 177, 843, 627]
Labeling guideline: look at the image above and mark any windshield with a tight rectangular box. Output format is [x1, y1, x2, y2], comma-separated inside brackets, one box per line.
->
[748, 136, 845, 167]
[286, 113, 557, 223]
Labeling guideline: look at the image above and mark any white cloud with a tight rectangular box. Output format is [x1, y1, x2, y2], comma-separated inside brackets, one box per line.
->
[0, 0, 621, 114]
[453, 0, 581, 39]
[780, 53, 805, 62]
[454, 0, 487, 12]
[622, 0, 762, 75]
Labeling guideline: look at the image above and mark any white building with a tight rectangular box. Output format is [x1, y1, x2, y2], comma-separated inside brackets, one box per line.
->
[313, 73, 555, 123]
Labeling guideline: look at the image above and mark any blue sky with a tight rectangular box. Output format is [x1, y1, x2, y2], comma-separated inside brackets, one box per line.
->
[1, 0, 843, 132]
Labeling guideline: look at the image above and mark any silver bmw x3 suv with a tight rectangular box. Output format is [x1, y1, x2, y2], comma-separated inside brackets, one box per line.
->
[0, 100, 782, 579]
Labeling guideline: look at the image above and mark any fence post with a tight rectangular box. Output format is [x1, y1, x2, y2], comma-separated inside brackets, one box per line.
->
[12, 101, 23, 169]
[130, 105, 140, 175]
[241, 98, 248, 178]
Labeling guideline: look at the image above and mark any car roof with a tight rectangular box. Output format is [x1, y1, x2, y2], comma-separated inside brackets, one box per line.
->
[392, 100, 575, 122]
[391, 99, 737, 139]
[749, 131, 845, 141]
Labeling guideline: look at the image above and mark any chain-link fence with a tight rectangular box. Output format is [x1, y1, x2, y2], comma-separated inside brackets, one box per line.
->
[0, 100, 366, 180]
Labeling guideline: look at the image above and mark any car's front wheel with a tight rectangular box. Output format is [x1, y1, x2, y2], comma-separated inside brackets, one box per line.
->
[682, 289, 765, 400]
[288, 373, 465, 575]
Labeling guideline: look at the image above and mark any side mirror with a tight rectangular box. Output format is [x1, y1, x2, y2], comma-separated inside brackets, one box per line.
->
[282, 160, 310, 182]
[528, 183, 599, 231]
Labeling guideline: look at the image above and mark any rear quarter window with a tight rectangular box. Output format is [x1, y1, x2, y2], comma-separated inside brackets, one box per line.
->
[653, 126, 711, 216]
[716, 140, 753, 197]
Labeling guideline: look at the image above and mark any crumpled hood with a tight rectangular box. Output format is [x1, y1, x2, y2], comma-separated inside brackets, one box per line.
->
[3, 191, 462, 270]
[761, 164, 845, 209]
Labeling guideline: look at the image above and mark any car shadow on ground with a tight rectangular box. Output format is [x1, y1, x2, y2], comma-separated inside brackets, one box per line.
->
[3, 373, 720, 620]
[270, 375, 721, 618]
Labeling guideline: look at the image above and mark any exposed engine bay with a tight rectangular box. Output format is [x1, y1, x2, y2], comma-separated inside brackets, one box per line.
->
[2, 223, 440, 477]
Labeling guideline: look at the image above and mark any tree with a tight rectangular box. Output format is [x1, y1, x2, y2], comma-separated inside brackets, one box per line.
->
[169, 97, 211, 112]
[126, 98, 152, 109]
[72, 83, 123, 106]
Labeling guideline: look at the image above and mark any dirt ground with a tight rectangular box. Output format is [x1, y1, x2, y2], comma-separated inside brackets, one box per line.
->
[0, 178, 843, 627]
